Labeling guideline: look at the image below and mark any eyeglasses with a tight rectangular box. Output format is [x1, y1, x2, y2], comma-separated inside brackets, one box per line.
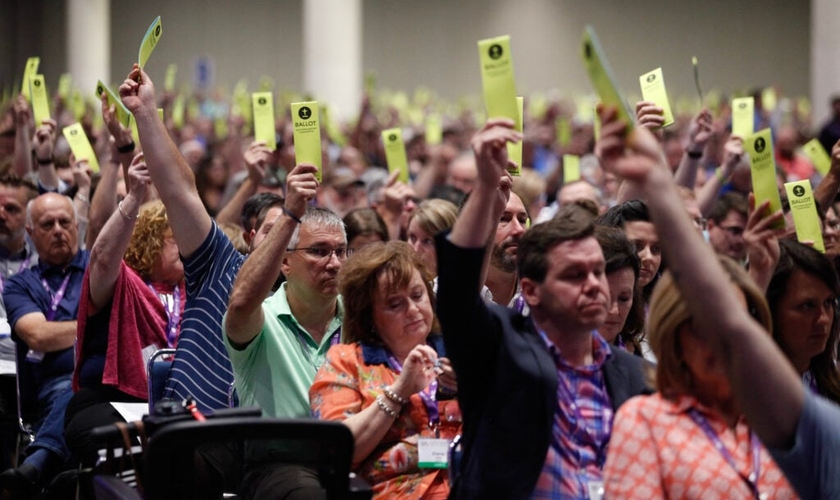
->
[721, 225, 744, 237]
[286, 246, 348, 261]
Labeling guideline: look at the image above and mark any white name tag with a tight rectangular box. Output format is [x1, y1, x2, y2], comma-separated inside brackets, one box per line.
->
[587, 480, 604, 500]
[418, 438, 449, 469]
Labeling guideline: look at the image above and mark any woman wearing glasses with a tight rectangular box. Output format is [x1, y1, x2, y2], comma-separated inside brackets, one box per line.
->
[310, 241, 460, 499]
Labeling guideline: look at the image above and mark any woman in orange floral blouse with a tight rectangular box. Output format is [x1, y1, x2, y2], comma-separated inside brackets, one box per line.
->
[603, 257, 798, 499]
[310, 241, 461, 499]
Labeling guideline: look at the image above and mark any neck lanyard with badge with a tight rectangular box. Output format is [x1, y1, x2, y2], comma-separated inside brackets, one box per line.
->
[687, 408, 766, 499]
[386, 352, 449, 469]
[27, 272, 71, 363]
[147, 283, 182, 347]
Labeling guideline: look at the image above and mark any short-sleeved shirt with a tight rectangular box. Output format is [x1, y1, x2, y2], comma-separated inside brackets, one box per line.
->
[164, 223, 244, 411]
[310, 339, 460, 499]
[769, 391, 840, 499]
[223, 282, 342, 418]
[604, 393, 797, 499]
[3, 250, 89, 385]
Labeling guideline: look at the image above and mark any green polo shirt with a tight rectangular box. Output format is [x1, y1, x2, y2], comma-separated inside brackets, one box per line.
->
[223, 283, 343, 418]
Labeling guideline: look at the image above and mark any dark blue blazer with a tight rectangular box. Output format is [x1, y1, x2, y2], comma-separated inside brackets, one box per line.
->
[435, 235, 650, 500]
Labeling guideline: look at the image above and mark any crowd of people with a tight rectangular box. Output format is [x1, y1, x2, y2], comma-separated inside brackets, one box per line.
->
[0, 40, 837, 500]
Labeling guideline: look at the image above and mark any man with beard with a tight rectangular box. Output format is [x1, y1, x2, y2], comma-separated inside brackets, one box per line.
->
[482, 191, 528, 311]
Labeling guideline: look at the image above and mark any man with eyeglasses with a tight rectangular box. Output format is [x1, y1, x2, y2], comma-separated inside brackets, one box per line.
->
[706, 192, 748, 261]
[224, 165, 346, 498]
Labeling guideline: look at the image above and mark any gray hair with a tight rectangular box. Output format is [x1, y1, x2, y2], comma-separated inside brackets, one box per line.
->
[288, 206, 347, 249]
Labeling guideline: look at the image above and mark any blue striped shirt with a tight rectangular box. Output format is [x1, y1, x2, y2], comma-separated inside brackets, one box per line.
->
[163, 223, 244, 412]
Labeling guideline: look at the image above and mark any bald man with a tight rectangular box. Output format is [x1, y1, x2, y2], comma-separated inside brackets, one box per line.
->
[1, 193, 88, 494]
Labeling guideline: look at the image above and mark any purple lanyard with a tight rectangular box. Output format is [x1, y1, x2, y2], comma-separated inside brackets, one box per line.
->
[0, 254, 32, 294]
[385, 352, 439, 426]
[40, 273, 72, 322]
[148, 283, 182, 347]
[512, 295, 526, 313]
[687, 408, 762, 499]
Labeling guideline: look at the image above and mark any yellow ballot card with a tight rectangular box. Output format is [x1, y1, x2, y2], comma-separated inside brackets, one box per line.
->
[291, 101, 322, 181]
[478, 35, 519, 128]
[639, 67, 674, 128]
[731, 97, 754, 139]
[172, 95, 185, 129]
[581, 26, 634, 131]
[138, 16, 162, 68]
[802, 139, 832, 177]
[382, 128, 409, 184]
[563, 155, 581, 183]
[593, 105, 602, 142]
[252, 92, 276, 151]
[96, 80, 131, 128]
[506, 97, 524, 176]
[746, 129, 784, 229]
[58, 74, 72, 100]
[22, 57, 40, 102]
[556, 118, 572, 148]
[62, 123, 100, 173]
[425, 114, 442, 146]
[164, 64, 177, 92]
[784, 180, 824, 252]
[29, 76, 50, 125]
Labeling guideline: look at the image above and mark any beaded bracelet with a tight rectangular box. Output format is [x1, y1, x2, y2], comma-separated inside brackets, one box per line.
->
[283, 207, 303, 224]
[375, 395, 399, 418]
[383, 386, 408, 405]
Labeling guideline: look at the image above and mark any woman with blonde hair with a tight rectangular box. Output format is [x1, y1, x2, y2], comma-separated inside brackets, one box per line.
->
[65, 155, 185, 464]
[598, 105, 798, 499]
[406, 199, 458, 277]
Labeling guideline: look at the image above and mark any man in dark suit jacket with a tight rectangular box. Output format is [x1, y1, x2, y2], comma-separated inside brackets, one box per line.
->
[436, 119, 650, 500]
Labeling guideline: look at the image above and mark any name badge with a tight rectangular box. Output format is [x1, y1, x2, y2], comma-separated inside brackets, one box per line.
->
[26, 349, 45, 363]
[417, 438, 449, 469]
[587, 480, 605, 500]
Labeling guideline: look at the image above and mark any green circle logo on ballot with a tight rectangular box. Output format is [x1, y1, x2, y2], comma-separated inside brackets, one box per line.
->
[97, 86, 103, 95]
[755, 137, 766, 153]
[488, 44, 503, 60]
[389, 134, 397, 142]
[793, 185, 806, 197]
[155, 25, 161, 37]
[646, 74, 656, 83]
[70, 129, 78, 136]
[298, 107, 312, 120]
[739, 102, 747, 109]
[258, 97, 267, 106]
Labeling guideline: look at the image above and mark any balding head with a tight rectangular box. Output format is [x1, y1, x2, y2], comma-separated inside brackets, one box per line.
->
[27, 193, 78, 266]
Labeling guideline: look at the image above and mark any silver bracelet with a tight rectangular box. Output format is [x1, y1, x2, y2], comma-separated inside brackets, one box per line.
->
[118, 201, 137, 220]
[375, 395, 399, 419]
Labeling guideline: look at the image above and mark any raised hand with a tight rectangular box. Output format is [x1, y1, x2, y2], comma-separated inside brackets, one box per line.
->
[70, 156, 93, 192]
[686, 108, 714, 154]
[125, 153, 151, 201]
[100, 94, 132, 145]
[119, 64, 157, 115]
[470, 118, 521, 188]
[12, 94, 32, 128]
[635, 101, 665, 130]
[244, 140, 271, 183]
[284, 164, 319, 219]
[596, 105, 668, 184]
[744, 195, 784, 292]
[32, 119, 57, 162]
